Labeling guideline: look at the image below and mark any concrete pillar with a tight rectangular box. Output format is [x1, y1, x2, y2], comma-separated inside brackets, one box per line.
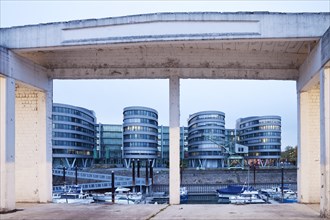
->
[15, 82, 52, 203]
[297, 85, 320, 203]
[0, 76, 16, 212]
[169, 75, 180, 204]
[320, 67, 330, 217]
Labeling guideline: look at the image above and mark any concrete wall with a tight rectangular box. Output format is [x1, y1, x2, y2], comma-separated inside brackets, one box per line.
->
[82, 168, 297, 185]
[0, 48, 53, 210]
[298, 85, 321, 203]
[0, 76, 16, 212]
[320, 67, 330, 217]
[15, 83, 52, 202]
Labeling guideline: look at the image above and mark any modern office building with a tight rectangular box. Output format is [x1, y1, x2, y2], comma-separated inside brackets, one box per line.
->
[96, 124, 123, 167]
[51, 103, 282, 169]
[52, 103, 97, 168]
[157, 126, 188, 167]
[187, 111, 227, 168]
[122, 106, 159, 167]
[225, 129, 236, 153]
[236, 116, 281, 167]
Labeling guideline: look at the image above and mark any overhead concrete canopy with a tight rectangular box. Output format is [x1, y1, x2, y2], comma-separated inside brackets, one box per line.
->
[1, 12, 329, 81]
[1, 11, 330, 214]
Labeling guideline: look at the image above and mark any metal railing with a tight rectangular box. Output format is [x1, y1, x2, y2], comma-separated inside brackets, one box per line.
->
[52, 168, 150, 191]
[152, 182, 297, 194]
[53, 168, 139, 181]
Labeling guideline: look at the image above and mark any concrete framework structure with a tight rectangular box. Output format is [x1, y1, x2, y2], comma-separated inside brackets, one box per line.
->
[0, 12, 329, 216]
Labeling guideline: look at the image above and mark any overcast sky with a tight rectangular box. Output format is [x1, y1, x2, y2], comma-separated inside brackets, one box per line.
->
[1, 1, 329, 150]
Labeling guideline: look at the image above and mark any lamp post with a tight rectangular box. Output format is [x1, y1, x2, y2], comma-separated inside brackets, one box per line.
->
[145, 160, 149, 194]
[75, 166, 78, 185]
[111, 171, 115, 203]
[132, 159, 135, 192]
[281, 165, 284, 202]
[62, 167, 66, 186]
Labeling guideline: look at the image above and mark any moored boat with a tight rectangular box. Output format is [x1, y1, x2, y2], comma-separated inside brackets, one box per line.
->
[93, 187, 143, 204]
[53, 185, 94, 204]
[216, 184, 254, 197]
[260, 186, 297, 202]
[230, 190, 266, 204]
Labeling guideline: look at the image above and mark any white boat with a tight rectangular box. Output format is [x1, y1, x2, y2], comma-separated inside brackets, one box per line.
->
[92, 192, 113, 201]
[115, 187, 143, 202]
[113, 196, 136, 204]
[93, 187, 142, 204]
[230, 190, 266, 204]
[54, 193, 94, 204]
[260, 186, 296, 200]
[52, 192, 62, 199]
[53, 185, 94, 204]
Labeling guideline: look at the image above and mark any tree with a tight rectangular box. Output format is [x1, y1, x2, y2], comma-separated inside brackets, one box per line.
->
[281, 146, 297, 165]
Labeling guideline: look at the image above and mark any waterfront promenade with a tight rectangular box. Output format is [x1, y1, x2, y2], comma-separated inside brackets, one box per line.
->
[1, 203, 322, 220]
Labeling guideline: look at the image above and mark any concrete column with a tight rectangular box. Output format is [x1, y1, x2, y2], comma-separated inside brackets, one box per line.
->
[320, 67, 330, 217]
[297, 85, 321, 203]
[15, 82, 53, 203]
[169, 75, 180, 204]
[0, 76, 16, 212]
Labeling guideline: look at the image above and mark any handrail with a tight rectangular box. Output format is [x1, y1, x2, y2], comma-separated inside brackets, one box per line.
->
[52, 168, 145, 182]
[52, 168, 150, 191]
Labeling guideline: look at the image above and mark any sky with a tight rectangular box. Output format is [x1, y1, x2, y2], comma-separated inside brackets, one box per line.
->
[1, 1, 329, 150]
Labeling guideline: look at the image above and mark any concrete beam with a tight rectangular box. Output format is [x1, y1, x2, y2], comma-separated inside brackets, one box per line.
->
[0, 76, 16, 212]
[320, 67, 330, 217]
[51, 67, 298, 80]
[1, 12, 329, 48]
[169, 75, 180, 205]
[20, 45, 306, 70]
[0, 47, 51, 91]
[297, 43, 322, 92]
[321, 27, 330, 68]
[298, 27, 330, 92]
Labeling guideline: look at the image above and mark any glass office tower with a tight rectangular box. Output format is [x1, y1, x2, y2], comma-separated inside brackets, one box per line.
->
[52, 103, 96, 168]
[236, 116, 281, 167]
[187, 111, 226, 168]
[158, 126, 188, 167]
[123, 106, 158, 167]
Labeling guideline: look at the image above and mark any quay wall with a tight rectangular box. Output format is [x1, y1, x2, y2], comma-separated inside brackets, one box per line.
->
[59, 167, 297, 185]
[154, 168, 296, 185]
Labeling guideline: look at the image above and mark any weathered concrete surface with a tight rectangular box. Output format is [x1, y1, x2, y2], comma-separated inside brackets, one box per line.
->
[0, 203, 322, 220]
[1, 13, 329, 81]
[1, 12, 329, 48]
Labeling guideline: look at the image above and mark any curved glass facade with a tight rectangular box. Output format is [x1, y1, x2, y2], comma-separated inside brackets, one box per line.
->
[123, 106, 158, 166]
[236, 116, 281, 166]
[52, 103, 96, 168]
[187, 111, 226, 168]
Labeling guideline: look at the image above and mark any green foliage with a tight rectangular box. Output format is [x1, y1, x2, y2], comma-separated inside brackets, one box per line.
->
[281, 145, 297, 165]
